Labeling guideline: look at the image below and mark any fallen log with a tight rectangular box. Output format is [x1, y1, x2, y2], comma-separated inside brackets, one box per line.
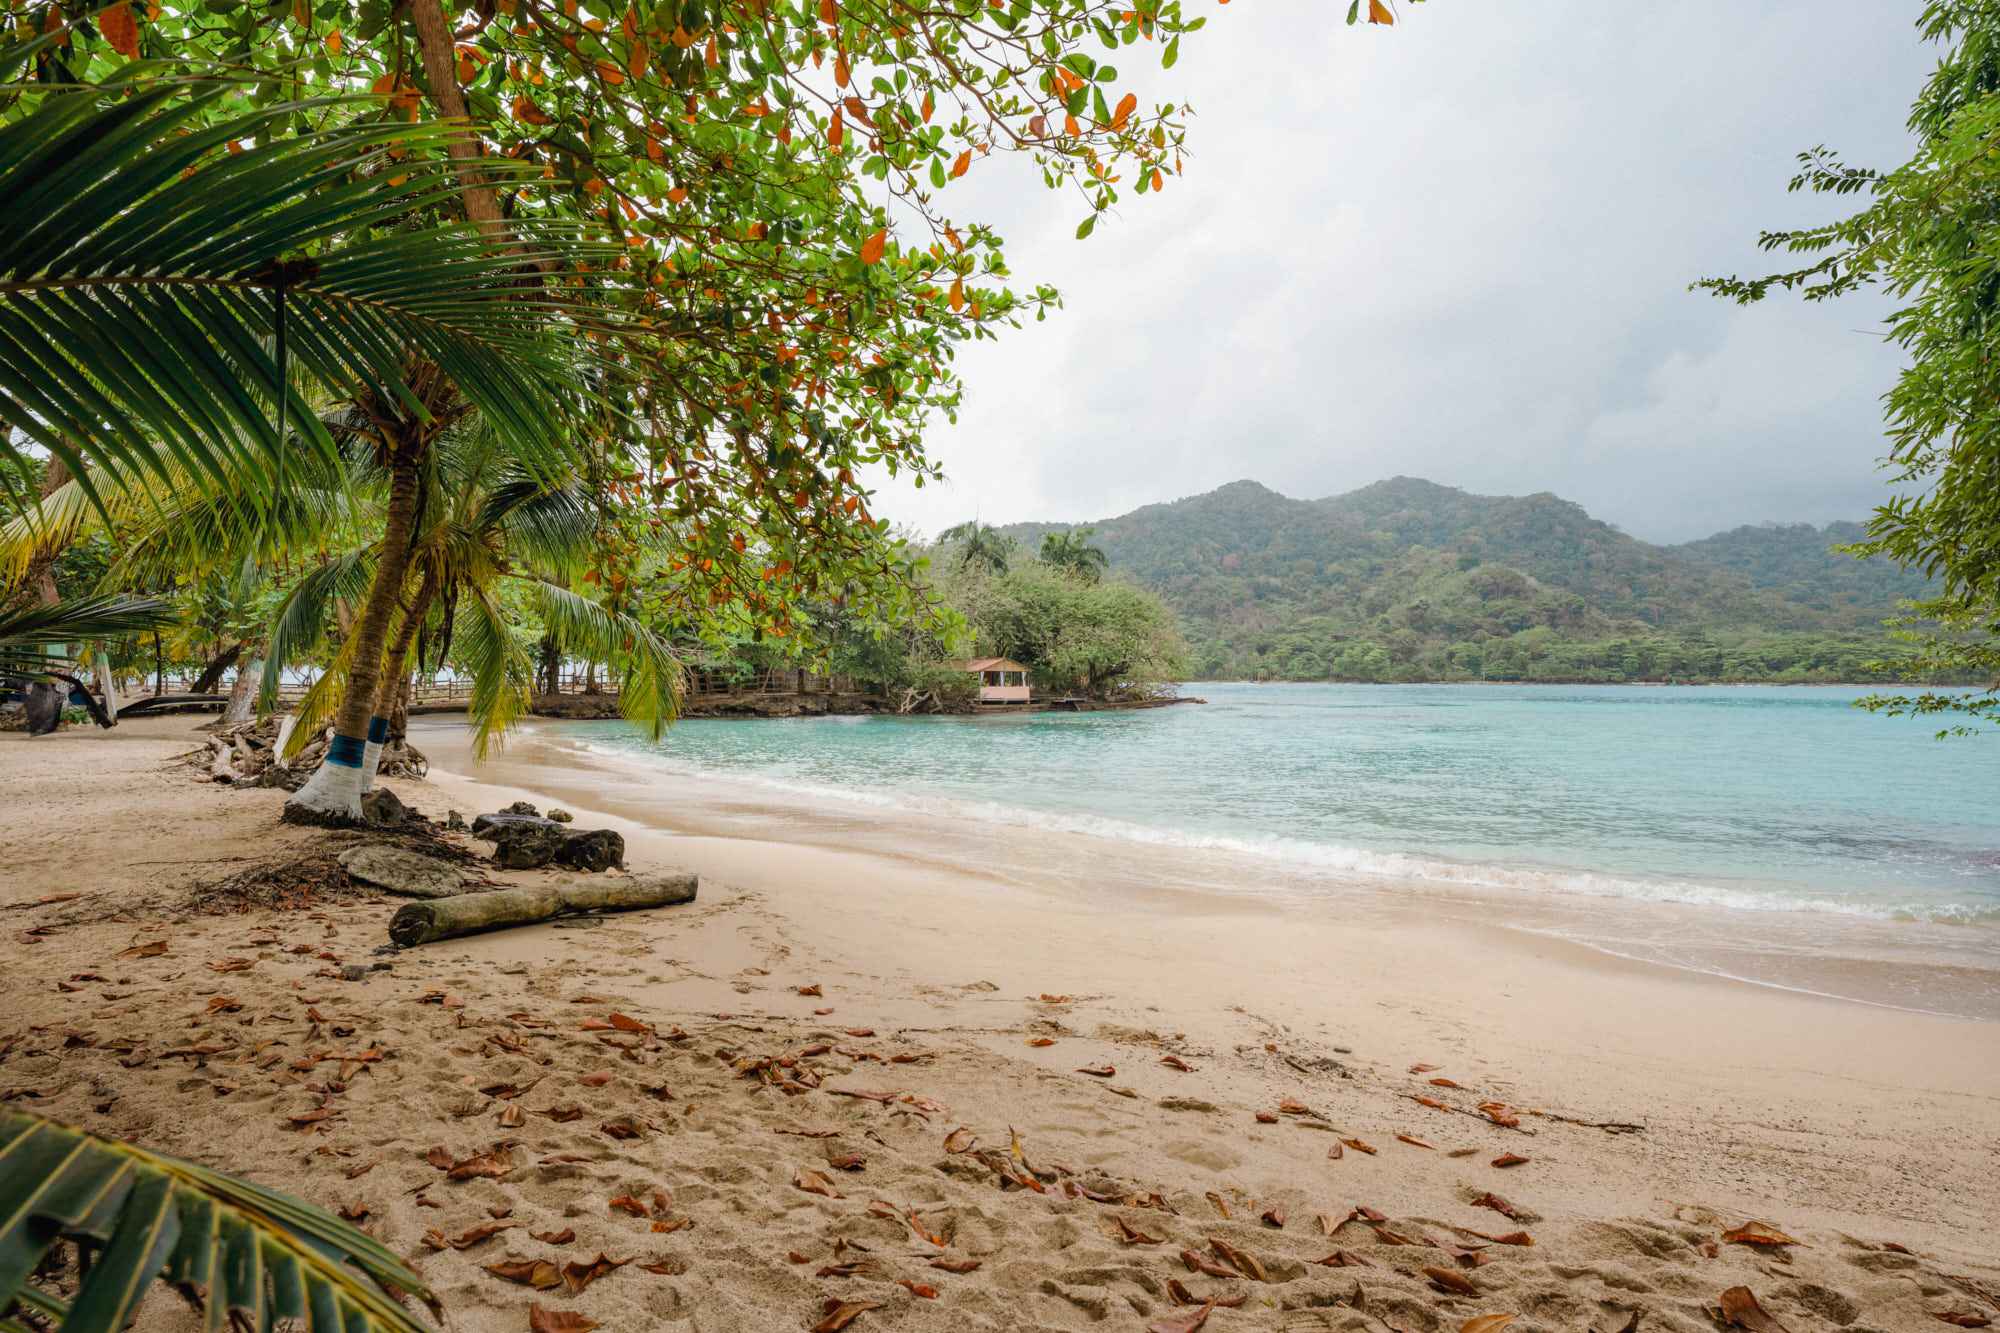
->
[388, 871, 697, 947]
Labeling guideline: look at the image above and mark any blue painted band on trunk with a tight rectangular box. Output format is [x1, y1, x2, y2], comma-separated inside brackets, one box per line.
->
[366, 716, 389, 743]
[327, 735, 367, 767]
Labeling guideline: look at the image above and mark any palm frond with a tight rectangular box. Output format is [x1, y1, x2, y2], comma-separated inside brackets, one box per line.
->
[0, 85, 629, 519]
[0, 1111, 432, 1333]
[456, 586, 534, 759]
[260, 548, 379, 712]
[0, 593, 170, 676]
[526, 580, 683, 742]
[478, 477, 599, 580]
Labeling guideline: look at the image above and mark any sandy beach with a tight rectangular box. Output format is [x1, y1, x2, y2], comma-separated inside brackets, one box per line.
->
[2, 714, 1996, 1332]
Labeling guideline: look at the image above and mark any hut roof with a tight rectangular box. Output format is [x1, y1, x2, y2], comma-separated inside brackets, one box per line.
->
[956, 657, 1028, 673]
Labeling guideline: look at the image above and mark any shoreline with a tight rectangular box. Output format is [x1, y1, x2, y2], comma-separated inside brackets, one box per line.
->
[417, 717, 2000, 1023]
[4, 716, 1997, 1332]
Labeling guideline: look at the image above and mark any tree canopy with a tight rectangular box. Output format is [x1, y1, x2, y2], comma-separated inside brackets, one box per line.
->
[1698, 0, 2000, 731]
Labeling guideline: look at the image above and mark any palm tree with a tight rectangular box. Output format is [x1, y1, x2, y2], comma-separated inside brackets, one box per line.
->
[1039, 527, 1109, 583]
[257, 423, 681, 770]
[939, 520, 1017, 575]
[0, 88, 633, 822]
[0, 594, 171, 733]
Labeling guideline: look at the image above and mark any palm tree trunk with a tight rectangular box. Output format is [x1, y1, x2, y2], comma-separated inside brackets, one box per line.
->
[190, 641, 245, 694]
[285, 449, 423, 824]
[222, 656, 262, 726]
[363, 565, 437, 792]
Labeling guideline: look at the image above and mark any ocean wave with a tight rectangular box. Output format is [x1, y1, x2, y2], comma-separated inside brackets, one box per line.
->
[565, 737, 2000, 927]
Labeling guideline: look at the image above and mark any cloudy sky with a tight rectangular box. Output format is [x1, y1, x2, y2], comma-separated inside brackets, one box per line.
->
[869, 3, 1936, 545]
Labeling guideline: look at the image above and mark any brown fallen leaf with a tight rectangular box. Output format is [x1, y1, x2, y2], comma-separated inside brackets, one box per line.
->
[1470, 1191, 1523, 1220]
[1491, 1153, 1529, 1169]
[1327, 1141, 1343, 1161]
[797, 984, 823, 996]
[497, 1103, 524, 1129]
[1026, 1037, 1056, 1047]
[484, 1258, 561, 1289]
[541, 1103, 585, 1123]
[1427, 1265, 1479, 1296]
[209, 957, 255, 973]
[337, 1202, 369, 1221]
[1460, 1228, 1535, 1246]
[896, 1279, 939, 1299]
[1410, 1062, 1441, 1073]
[1430, 1077, 1464, 1088]
[844, 1027, 875, 1038]
[1719, 1287, 1791, 1333]
[578, 1071, 613, 1087]
[529, 1304, 599, 1333]
[1147, 1300, 1216, 1333]
[1933, 1315, 1992, 1329]
[432, 1221, 515, 1250]
[609, 1194, 648, 1217]
[531, 1228, 575, 1245]
[929, 1256, 981, 1273]
[1461, 1317, 1517, 1333]
[1721, 1221, 1800, 1248]
[599, 1116, 648, 1140]
[1397, 1134, 1436, 1150]
[826, 1152, 866, 1172]
[1342, 1138, 1377, 1155]
[1207, 1237, 1268, 1282]
[1315, 1249, 1374, 1267]
[1261, 1204, 1286, 1229]
[943, 1126, 977, 1154]
[794, 1169, 843, 1199]
[1181, 1248, 1237, 1280]
[560, 1253, 628, 1295]
[118, 940, 168, 959]
[1476, 1100, 1522, 1128]
[1254, 1111, 1279, 1124]
[1074, 1064, 1115, 1077]
[446, 1148, 515, 1181]
[1108, 1215, 1162, 1245]
[812, 1298, 883, 1332]
[1160, 1055, 1194, 1071]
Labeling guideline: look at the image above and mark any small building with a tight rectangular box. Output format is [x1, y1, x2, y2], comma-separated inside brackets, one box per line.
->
[958, 657, 1032, 704]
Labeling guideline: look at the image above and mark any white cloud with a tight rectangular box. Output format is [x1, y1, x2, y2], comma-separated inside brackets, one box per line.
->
[867, 1, 1931, 543]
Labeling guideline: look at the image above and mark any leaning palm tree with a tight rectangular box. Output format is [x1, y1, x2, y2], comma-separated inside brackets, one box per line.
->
[939, 520, 1016, 575]
[258, 422, 682, 773]
[0, 87, 633, 821]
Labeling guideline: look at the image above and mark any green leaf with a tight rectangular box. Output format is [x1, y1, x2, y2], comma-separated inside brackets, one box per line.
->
[0, 1112, 433, 1333]
[1075, 215, 1096, 240]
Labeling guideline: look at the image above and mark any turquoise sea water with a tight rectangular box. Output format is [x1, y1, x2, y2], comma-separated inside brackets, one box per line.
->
[572, 683, 2000, 927]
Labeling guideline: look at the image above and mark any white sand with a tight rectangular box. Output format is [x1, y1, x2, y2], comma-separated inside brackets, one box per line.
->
[2, 714, 1995, 1333]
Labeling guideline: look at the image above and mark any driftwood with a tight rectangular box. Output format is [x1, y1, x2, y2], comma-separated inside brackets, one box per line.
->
[388, 872, 697, 947]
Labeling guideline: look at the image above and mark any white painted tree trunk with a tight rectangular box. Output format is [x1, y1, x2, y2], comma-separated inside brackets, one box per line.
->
[360, 715, 387, 794]
[288, 734, 368, 821]
[273, 714, 298, 767]
[222, 659, 262, 727]
[93, 661, 118, 722]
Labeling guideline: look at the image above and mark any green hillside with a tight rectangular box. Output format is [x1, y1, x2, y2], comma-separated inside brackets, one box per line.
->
[995, 479, 1939, 683]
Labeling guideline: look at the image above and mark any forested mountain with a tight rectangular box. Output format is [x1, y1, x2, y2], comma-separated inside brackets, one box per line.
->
[995, 479, 1940, 683]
